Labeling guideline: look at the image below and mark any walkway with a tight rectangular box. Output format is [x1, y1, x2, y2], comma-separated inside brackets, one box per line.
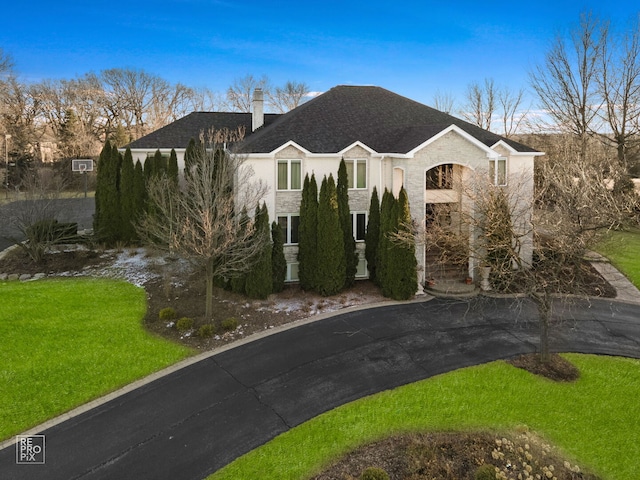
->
[1, 296, 639, 480]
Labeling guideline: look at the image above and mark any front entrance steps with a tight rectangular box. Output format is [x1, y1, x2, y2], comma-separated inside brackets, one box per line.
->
[424, 278, 478, 298]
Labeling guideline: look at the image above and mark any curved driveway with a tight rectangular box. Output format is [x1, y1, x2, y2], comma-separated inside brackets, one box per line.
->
[2, 296, 640, 480]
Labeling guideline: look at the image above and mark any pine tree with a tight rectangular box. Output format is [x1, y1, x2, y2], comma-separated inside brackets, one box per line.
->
[245, 203, 273, 299]
[167, 148, 179, 186]
[386, 187, 417, 300]
[298, 173, 318, 290]
[337, 159, 358, 287]
[119, 147, 137, 243]
[365, 186, 380, 283]
[316, 174, 345, 296]
[271, 220, 286, 293]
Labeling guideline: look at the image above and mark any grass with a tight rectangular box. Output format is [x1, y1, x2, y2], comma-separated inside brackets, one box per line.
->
[0, 278, 192, 441]
[210, 354, 640, 480]
[596, 228, 640, 288]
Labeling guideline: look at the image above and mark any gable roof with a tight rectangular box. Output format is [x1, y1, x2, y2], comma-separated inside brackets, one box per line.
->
[126, 112, 281, 150]
[238, 85, 536, 154]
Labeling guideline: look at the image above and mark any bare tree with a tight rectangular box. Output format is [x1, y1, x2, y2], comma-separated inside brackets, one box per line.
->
[267, 80, 310, 113]
[497, 86, 528, 137]
[0, 168, 78, 263]
[226, 74, 271, 112]
[461, 78, 496, 131]
[530, 12, 607, 160]
[432, 90, 456, 114]
[137, 127, 268, 320]
[598, 15, 640, 170]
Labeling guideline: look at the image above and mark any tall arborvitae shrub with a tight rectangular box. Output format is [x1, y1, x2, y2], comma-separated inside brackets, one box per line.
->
[153, 149, 166, 177]
[337, 159, 358, 287]
[365, 186, 380, 283]
[316, 175, 345, 296]
[271, 220, 286, 293]
[183, 137, 197, 179]
[298, 173, 318, 290]
[386, 187, 417, 300]
[246, 203, 273, 299]
[94, 141, 122, 244]
[133, 160, 146, 222]
[119, 147, 137, 243]
[376, 189, 395, 291]
[230, 207, 251, 294]
[167, 148, 179, 186]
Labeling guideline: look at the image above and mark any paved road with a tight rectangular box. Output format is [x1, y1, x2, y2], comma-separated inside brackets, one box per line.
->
[0, 197, 94, 252]
[1, 297, 639, 480]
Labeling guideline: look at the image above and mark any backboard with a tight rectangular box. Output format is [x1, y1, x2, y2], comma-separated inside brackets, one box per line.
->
[72, 159, 94, 172]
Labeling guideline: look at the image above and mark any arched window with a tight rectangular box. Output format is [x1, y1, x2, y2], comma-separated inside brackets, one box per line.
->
[425, 164, 453, 189]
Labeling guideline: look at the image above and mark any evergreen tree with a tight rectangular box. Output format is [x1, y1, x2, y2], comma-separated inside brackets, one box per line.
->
[337, 159, 358, 287]
[298, 173, 318, 290]
[376, 188, 395, 291]
[119, 147, 137, 243]
[271, 220, 286, 293]
[245, 203, 273, 299]
[184, 137, 198, 178]
[133, 160, 146, 228]
[230, 207, 251, 294]
[143, 155, 154, 181]
[365, 186, 380, 283]
[315, 174, 345, 296]
[167, 148, 179, 186]
[386, 187, 417, 300]
[93, 141, 122, 244]
[153, 149, 166, 177]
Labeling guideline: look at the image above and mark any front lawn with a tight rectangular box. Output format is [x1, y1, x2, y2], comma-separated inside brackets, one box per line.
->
[211, 354, 640, 480]
[0, 278, 192, 441]
[596, 228, 640, 288]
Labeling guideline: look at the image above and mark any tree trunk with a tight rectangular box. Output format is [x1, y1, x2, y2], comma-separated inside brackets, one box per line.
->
[535, 294, 552, 363]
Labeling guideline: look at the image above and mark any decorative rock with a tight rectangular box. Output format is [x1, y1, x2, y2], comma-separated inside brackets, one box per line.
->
[19, 274, 32, 281]
[33, 273, 47, 280]
[0, 273, 7, 281]
[7, 274, 19, 281]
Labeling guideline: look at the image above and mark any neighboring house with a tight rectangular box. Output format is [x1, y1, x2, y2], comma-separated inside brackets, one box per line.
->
[126, 85, 543, 288]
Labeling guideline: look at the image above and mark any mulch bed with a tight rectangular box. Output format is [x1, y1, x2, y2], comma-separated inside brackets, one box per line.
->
[507, 353, 581, 382]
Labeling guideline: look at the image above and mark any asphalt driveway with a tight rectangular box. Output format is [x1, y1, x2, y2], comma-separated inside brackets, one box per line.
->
[1, 296, 639, 480]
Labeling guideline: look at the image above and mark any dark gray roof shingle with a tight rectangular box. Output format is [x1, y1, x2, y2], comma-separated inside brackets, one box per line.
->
[126, 112, 281, 149]
[238, 85, 536, 154]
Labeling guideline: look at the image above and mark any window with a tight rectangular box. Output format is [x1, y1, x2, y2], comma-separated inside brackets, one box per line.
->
[345, 159, 367, 189]
[426, 164, 453, 189]
[277, 160, 302, 190]
[350, 212, 367, 241]
[489, 158, 507, 186]
[287, 263, 299, 282]
[277, 214, 300, 244]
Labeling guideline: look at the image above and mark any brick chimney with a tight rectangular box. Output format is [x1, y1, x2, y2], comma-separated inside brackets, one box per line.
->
[252, 88, 264, 131]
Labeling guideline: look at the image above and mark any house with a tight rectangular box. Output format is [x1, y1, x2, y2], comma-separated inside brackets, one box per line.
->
[126, 85, 543, 288]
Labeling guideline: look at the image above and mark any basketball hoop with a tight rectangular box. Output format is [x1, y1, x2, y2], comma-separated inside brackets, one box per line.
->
[78, 164, 87, 173]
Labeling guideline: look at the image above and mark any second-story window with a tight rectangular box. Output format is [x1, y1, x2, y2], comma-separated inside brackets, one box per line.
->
[277, 160, 302, 190]
[425, 164, 453, 190]
[345, 159, 367, 189]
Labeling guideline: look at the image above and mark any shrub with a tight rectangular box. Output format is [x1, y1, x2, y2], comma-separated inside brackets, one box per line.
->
[360, 467, 389, 480]
[474, 463, 497, 480]
[198, 324, 215, 338]
[158, 307, 177, 321]
[220, 317, 238, 332]
[175, 317, 194, 333]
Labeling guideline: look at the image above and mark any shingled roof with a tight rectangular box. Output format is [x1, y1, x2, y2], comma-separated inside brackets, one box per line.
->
[126, 112, 281, 149]
[237, 85, 536, 154]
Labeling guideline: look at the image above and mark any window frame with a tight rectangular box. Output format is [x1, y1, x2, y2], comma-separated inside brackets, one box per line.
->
[425, 164, 453, 190]
[277, 159, 302, 191]
[277, 214, 300, 245]
[350, 211, 367, 242]
[489, 157, 507, 186]
[345, 159, 367, 189]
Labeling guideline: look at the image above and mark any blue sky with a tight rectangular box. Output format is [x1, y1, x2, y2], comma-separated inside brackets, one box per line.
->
[1, 0, 638, 109]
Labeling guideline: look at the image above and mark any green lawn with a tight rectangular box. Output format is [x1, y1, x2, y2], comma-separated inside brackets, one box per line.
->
[0, 278, 192, 440]
[596, 228, 640, 288]
[211, 354, 640, 480]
